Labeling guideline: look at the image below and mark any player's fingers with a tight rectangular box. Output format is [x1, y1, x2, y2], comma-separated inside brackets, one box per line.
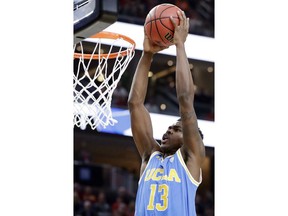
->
[170, 15, 177, 28]
[177, 11, 184, 26]
[181, 11, 188, 28]
[178, 11, 189, 31]
[181, 10, 186, 20]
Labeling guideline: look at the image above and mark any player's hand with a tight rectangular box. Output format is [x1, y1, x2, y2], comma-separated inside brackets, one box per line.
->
[170, 10, 189, 46]
[143, 34, 168, 54]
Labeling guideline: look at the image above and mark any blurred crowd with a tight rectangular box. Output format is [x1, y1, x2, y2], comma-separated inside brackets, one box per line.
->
[118, 0, 214, 38]
[74, 183, 214, 216]
[112, 81, 214, 121]
[74, 184, 135, 216]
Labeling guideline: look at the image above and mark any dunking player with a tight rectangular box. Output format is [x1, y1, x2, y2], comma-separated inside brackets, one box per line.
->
[128, 10, 206, 216]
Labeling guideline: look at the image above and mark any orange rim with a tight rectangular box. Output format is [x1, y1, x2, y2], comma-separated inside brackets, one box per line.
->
[74, 31, 136, 59]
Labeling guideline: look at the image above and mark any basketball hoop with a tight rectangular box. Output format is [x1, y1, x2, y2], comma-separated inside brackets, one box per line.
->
[73, 31, 136, 130]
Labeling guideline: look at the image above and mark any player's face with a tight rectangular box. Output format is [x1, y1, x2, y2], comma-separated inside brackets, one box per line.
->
[160, 121, 183, 153]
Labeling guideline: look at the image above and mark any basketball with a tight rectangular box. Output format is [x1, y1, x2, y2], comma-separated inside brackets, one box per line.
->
[144, 3, 181, 47]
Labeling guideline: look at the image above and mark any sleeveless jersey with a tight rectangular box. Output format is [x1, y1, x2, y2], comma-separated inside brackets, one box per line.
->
[135, 150, 201, 216]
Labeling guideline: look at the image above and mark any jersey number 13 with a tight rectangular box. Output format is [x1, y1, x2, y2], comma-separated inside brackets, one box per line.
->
[147, 184, 169, 211]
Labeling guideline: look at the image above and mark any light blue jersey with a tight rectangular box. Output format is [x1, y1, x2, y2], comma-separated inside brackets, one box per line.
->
[135, 150, 201, 216]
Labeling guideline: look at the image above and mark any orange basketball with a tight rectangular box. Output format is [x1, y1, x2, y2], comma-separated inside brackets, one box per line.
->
[144, 4, 181, 47]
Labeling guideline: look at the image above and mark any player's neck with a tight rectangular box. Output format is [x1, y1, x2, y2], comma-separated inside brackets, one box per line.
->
[163, 151, 176, 158]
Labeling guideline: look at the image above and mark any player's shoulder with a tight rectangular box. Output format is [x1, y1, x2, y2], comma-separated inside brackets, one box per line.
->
[142, 150, 162, 164]
[139, 150, 163, 178]
[150, 150, 163, 159]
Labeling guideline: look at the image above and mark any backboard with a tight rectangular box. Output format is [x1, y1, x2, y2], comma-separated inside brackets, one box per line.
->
[73, 0, 118, 44]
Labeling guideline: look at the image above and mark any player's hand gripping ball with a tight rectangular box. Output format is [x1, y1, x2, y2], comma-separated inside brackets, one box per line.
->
[144, 3, 182, 47]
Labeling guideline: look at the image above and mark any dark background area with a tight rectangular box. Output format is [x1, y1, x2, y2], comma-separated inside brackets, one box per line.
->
[118, 0, 214, 38]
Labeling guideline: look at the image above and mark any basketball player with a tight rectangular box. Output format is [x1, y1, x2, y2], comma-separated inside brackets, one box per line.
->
[128, 10, 205, 216]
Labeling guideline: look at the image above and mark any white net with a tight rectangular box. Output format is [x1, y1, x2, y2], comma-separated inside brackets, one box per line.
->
[73, 32, 135, 130]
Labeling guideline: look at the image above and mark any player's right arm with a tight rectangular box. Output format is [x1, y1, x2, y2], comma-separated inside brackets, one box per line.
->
[128, 35, 167, 175]
[172, 11, 205, 182]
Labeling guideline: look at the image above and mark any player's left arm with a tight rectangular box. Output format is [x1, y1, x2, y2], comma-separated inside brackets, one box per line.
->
[172, 11, 206, 182]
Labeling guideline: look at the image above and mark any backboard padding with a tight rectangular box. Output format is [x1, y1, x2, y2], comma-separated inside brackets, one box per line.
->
[74, 0, 118, 44]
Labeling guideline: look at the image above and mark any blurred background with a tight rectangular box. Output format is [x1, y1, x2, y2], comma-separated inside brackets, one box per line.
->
[74, 0, 215, 215]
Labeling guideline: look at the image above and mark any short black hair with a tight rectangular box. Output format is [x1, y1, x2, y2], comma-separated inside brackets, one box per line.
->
[177, 118, 204, 140]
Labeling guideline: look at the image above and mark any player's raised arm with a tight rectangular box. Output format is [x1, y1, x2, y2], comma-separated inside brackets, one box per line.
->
[171, 11, 205, 181]
[128, 34, 167, 168]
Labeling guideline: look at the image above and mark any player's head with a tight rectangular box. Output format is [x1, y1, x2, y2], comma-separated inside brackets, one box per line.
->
[160, 119, 183, 153]
[160, 118, 204, 154]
